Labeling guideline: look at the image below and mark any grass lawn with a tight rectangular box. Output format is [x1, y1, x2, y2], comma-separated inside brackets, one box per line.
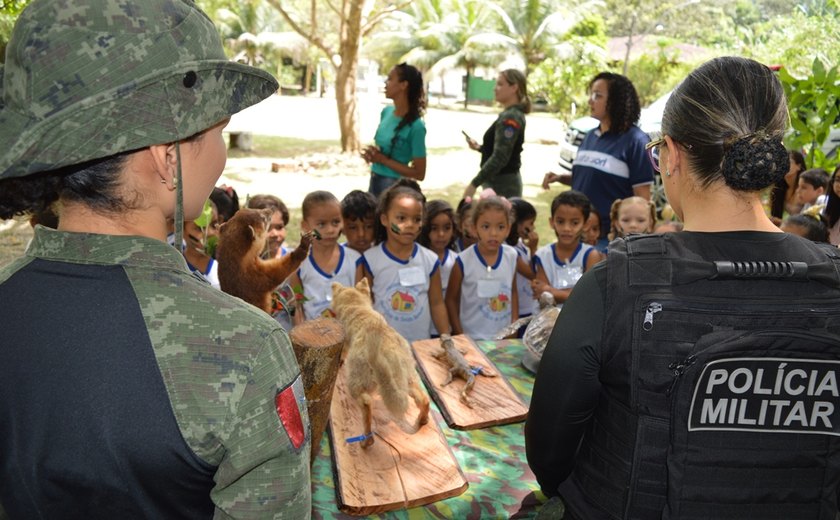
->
[226, 135, 342, 158]
[0, 134, 566, 269]
[238, 133, 564, 250]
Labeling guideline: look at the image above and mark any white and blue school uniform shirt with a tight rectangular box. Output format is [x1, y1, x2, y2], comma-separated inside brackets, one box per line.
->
[456, 243, 517, 340]
[514, 239, 535, 317]
[187, 257, 220, 290]
[430, 249, 457, 336]
[533, 242, 595, 291]
[361, 242, 440, 343]
[453, 237, 470, 253]
[571, 125, 653, 237]
[298, 244, 361, 319]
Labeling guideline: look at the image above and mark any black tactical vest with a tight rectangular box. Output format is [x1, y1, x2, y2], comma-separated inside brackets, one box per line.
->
[568, 233, 840, 520]
[480, 112, 524, 175]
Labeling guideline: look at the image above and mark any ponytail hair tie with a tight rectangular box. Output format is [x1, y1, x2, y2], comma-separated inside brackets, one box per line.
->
[721, 130, 788, 191]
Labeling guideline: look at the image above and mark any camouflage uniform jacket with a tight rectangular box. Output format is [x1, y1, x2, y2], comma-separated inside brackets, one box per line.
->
[470, 103, 527, 198]
[0, 227, 311, 519]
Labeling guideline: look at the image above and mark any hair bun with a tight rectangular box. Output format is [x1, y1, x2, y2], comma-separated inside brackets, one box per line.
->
[721, 133, 789, 191]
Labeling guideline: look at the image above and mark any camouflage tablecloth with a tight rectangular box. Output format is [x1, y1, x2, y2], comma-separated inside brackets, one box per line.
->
[311, 339, 546, 519]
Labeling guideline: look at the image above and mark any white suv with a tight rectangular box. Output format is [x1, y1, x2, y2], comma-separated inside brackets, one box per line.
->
[556, 91, 671, 176]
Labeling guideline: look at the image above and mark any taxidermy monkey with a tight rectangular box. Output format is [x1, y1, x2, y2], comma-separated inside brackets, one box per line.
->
[331, 279, 430, 449]
[217, 207, 316, 313]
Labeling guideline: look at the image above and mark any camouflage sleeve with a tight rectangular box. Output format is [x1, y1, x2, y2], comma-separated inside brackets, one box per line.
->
[470, 108, 525, 187]
[211, 329, 312, 519]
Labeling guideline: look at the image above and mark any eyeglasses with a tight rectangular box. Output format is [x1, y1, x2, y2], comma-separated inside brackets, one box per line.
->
[645, 137, 665, 173]
[645, 136, 692, 173]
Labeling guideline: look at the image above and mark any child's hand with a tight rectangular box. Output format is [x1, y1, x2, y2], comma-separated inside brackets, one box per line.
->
[523, 228, 539, 255]
[531, 278, 548, 297]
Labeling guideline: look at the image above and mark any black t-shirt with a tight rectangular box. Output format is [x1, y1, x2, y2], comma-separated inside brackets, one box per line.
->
[525, 230, 834, 497]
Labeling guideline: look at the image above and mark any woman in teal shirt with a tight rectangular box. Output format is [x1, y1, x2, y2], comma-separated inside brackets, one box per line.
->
[363, 63, 427, 198]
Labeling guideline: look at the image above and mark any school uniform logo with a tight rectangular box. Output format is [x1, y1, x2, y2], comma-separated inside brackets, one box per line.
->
[382, 282, 425, 323]
[391, 291, 416, 312]
[488, 294, 510, 312]
[688, 358, 840, 436]
[477, 283, 513, 321]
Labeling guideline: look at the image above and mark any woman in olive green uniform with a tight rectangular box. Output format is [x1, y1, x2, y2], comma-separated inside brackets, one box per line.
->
[463, 69, 531, 199]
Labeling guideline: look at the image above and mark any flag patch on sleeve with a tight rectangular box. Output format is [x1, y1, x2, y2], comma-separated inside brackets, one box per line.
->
[275, 375, 306, 449]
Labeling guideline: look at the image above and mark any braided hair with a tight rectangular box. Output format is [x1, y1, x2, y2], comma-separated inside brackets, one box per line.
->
[388, 63, 426, 157]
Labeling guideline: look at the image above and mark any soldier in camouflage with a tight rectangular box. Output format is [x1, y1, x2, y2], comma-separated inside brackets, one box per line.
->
[0, 1, 311, 518]
[462, 69, 530, 200]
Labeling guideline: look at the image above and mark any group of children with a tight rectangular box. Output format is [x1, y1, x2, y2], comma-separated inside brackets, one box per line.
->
[779, 164, 840, 246]
[180, 178, 676, 343]
[179, 167, 840, 344]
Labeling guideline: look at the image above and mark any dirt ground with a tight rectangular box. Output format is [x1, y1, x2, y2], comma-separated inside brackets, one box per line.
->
[222, 94, 566, 205]
[0, 94, 568, 268]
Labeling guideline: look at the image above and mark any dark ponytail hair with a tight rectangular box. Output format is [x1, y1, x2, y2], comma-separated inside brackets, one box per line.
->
[824, 165, 840, 228]
[769, 149, 805, 219]
[662, 56, 789, 192]
[388, 63, 426, 156]
[0, 153, 131, 220]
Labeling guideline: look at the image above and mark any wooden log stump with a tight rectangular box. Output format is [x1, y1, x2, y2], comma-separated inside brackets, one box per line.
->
[289, 317, 345, 464]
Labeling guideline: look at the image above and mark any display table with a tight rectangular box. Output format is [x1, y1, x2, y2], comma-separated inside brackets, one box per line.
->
[311, 339, 546, 519]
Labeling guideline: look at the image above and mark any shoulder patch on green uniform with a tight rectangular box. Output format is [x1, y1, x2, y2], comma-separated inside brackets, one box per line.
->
[276, 375, 306, 451]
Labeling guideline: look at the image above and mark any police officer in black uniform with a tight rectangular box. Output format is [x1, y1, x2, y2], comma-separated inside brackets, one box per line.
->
[525, 56, 840, 520]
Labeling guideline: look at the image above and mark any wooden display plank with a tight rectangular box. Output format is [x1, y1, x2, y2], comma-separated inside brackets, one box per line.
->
[412, 334, 528, 430]
[328, 364, 467, 516]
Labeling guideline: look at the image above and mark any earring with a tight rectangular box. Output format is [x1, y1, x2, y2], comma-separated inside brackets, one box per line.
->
[665, 168, 671, 177]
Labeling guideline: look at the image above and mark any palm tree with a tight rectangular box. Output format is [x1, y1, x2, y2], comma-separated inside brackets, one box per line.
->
[490, 0, 603, 76]
[214, 0, 310, 82]
[368, 0, 512, 108]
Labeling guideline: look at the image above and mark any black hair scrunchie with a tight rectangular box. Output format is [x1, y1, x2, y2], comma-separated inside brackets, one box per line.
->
[721, 133, 789, 191]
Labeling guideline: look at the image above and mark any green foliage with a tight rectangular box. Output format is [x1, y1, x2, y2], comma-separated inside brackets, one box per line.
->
[734, 5, 839, 76]
[624, 42, 696, 106]
[528, 26, 609, 120]
[778, 57, 840, 170]
[0, 0, 31, 60]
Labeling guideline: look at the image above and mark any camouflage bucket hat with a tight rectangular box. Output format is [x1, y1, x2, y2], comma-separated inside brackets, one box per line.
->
[0, 0, 278, 180]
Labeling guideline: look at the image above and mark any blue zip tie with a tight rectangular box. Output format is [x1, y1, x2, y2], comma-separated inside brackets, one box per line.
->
[346, 432, 374, 443]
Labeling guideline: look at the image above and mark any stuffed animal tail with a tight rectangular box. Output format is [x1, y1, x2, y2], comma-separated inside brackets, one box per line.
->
[369, 335, 411, 416]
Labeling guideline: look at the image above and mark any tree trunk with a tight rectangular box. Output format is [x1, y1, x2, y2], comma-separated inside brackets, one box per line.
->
[334, 0, 365, 152]
[302, 63, 311, 94]
[335, 61, 361, 152]
[463, 67, 471, 110]
[289, 318, 345, 464]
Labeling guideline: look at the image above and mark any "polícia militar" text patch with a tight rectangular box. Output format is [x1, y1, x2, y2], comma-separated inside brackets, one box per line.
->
[688, 358, 840, 436]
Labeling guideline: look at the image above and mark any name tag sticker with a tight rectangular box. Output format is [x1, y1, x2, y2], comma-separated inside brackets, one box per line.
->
[478, 279, 501, 298]
[688, 358, 840, 436]
[399, 266, 425, 287]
